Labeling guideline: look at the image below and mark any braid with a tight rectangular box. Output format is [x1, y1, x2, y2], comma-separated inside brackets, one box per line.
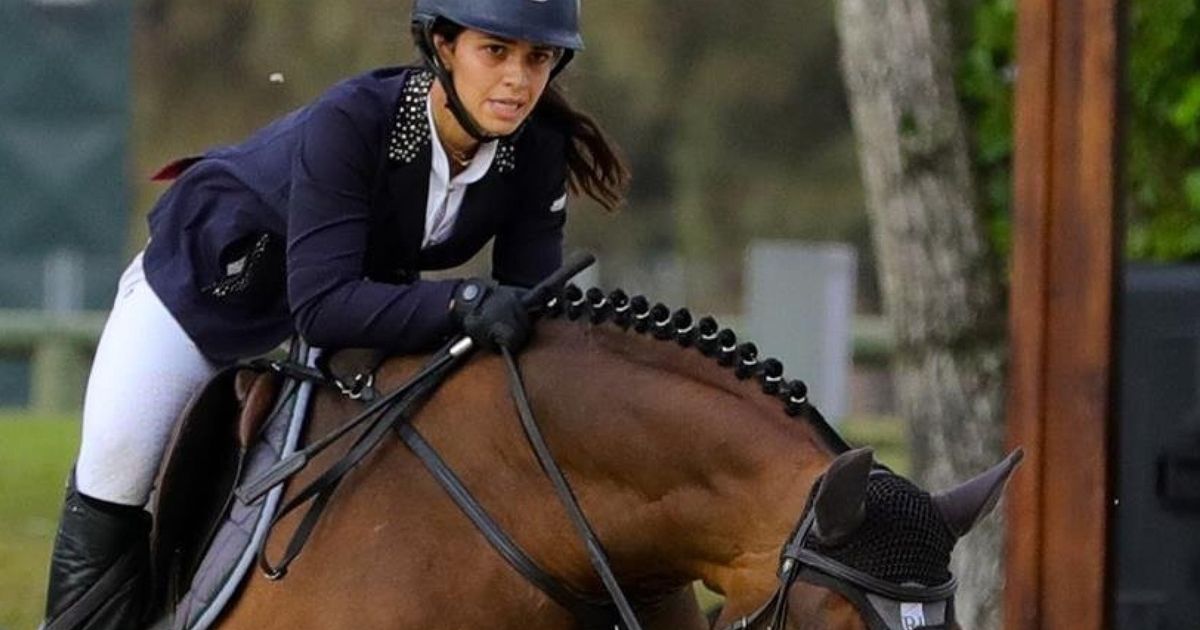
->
[540, 284, 817, 419]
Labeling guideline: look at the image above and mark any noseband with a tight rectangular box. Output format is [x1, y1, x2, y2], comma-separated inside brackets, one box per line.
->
[727, 473, 958, 630]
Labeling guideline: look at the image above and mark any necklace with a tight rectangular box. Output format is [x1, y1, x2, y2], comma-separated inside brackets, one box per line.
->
[444, 141, 477, 167]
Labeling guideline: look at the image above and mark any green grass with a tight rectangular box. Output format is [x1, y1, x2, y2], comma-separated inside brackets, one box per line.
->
[0, 411, 78, 630]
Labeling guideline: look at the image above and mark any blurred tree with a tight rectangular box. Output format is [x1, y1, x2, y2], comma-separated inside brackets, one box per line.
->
[834, 1, 1007, 629]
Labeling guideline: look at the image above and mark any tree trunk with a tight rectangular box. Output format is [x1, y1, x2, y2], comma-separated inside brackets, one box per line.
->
[833, 1, 1007, 628]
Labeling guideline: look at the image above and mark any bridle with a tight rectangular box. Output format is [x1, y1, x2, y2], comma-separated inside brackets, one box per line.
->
[725, 473, 958, 630]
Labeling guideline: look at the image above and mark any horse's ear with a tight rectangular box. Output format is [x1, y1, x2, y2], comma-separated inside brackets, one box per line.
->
[931, 448, 1025, 538]
[812, 448, 874, 546]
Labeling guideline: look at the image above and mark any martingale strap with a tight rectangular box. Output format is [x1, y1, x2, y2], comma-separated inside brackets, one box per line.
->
[500, 346, 645, 630]
[393, 421, 619, 624]
[234, 349, 453, 506]
[256, 339, 590, 592]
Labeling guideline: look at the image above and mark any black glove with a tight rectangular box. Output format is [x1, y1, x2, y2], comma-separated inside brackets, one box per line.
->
[451, 278, 531, 353]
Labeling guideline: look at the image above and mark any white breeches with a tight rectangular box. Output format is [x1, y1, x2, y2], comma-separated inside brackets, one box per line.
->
[75, 252, 223, 506]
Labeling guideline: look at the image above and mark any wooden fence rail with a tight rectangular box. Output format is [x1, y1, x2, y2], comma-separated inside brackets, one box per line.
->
[0, 309, 107, 414]
[0, 309, 896, 415]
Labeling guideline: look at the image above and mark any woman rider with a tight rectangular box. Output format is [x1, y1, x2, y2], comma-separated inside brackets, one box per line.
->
[40, 1, 628, 628]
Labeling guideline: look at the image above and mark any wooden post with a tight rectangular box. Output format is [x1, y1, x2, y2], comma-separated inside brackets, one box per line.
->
[31, 337, 89, 415]
[1007, 0, 1122, 628]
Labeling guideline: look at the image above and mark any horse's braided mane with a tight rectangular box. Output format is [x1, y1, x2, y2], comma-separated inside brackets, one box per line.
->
[539, 283, 827, 426]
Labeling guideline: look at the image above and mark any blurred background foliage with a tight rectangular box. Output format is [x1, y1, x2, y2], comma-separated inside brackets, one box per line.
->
[958, 0, 1016, 261]
[1126, 0, 1200, 260]
[960, 0, 1200, 263]
[130, 0, 871, 314]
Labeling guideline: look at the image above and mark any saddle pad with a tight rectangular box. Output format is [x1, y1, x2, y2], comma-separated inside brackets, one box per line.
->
[172, 345, 321, 630]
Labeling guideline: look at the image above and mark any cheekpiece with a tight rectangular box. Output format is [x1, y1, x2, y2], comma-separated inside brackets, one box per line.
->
[387, 69, 517, 174]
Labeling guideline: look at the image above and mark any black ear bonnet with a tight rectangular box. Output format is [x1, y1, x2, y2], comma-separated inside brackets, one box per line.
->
[805, 471, 957, 588]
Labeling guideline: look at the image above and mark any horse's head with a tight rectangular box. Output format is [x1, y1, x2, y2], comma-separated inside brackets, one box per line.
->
[521, 290, 1022, 630]
[750, 447, 1023, 630]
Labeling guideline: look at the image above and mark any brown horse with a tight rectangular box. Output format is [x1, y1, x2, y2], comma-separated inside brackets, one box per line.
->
[212, 292, 1015, 629]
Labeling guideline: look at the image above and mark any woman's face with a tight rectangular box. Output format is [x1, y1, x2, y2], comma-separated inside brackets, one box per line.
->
[435, 28, 560, 136]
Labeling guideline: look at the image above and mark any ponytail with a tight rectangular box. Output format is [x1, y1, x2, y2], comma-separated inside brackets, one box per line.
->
[535, 86, 630, 211]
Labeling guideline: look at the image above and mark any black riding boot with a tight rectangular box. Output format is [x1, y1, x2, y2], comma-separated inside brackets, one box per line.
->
[40, 476, 151, 630]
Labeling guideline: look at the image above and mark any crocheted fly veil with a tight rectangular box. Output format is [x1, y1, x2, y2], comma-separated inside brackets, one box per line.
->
[805, 472, 957, 587]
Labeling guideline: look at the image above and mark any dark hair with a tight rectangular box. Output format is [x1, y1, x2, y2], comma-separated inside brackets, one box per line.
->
[428, 20, 630, 211]
[534, 86, 629, 211]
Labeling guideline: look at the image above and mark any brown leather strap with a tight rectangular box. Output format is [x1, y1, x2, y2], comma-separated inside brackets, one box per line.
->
[500, 346, 643, 630]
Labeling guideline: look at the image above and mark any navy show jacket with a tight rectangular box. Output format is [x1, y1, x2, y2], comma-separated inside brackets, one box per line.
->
[143, 67, 568, 363]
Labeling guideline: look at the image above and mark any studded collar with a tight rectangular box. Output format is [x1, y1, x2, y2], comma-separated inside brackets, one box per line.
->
[387, 69, 517, 174]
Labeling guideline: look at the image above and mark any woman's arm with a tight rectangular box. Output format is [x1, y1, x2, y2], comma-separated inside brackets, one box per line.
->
[287, 100, 459, 352]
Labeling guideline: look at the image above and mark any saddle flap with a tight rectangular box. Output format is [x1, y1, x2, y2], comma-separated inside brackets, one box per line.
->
[149, 365, 280, 612]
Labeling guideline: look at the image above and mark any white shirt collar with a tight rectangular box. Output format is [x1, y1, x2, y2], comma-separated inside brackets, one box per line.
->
[421, 95, 499, 249]
[426, 95, 497, 186]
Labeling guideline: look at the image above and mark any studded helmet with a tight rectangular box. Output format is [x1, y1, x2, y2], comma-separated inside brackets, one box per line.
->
[411, 0, 583, 141]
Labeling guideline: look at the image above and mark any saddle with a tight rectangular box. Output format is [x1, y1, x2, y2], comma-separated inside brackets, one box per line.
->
[149, 364, 281, 612]
[146, 345, 387, 629]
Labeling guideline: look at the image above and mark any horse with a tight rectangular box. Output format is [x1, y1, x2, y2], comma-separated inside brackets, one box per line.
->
[204, 288, 1017, 629]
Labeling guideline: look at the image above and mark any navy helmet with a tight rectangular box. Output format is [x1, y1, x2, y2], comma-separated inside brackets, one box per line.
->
[413, 0, 583, 53]
[411, 0, 584, 140]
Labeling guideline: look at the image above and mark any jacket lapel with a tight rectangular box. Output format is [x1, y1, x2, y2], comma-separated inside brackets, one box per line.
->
[367, 151, 430, 278]
[372, 68, 435, 275]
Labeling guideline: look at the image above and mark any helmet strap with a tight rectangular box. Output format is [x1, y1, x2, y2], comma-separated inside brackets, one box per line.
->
[413, 22, 506, 143]
[550, 50, 575, 80]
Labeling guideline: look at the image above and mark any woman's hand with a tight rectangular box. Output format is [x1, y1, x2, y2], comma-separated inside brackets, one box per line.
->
[451, 278, 531, 352]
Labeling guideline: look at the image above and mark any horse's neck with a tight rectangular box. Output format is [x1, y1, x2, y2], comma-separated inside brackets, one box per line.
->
[522, 321, 836, 611]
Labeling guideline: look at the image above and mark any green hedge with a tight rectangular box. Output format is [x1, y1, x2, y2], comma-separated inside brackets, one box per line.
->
[961, 0, 1200, 262]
